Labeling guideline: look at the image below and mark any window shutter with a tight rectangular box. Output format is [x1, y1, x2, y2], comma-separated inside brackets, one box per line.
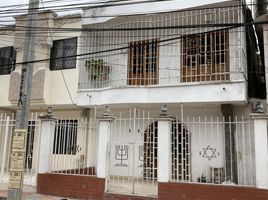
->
[0, 46, 14, 75]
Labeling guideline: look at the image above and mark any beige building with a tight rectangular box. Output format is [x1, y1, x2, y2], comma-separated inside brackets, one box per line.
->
[0, 11, 89, 190]
[0, 11, 83, 119]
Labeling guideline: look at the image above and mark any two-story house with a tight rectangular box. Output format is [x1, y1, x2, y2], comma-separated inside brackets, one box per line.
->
[1, 1, 268, 200]
[0, 11, 86, 188]
[68, 0, 266, 198]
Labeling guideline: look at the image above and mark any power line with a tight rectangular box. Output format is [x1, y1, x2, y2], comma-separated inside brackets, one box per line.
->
[0, 0, 174, 15]
[0, 0, 256, 24]
[0, 20, 263, 33]
[6, 25, 241, 66]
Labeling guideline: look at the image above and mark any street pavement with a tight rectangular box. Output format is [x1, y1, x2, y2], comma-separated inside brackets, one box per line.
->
[0, 190, 72, 200]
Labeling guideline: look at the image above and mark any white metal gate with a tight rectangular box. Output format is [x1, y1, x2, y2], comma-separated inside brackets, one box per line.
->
[49, 118, 97, 176]
[106, 109, 158, 196]
[0, 113, 41, 186]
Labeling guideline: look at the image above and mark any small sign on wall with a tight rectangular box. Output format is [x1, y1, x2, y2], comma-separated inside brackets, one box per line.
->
[9, 171, 23, 189]
[12, 130, 27, 150]
[10, 152, 25, 171]
[8, 129, 27, 190]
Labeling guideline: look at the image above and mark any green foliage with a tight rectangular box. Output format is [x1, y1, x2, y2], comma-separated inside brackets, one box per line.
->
[85, 58, 110, 80]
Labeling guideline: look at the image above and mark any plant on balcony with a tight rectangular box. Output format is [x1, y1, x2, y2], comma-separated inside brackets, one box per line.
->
[85, 58, 110, 81]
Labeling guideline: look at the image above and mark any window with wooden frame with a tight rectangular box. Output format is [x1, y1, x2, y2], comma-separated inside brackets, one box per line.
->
[181, 30, 229, 82]
[128, 39, 159, 86]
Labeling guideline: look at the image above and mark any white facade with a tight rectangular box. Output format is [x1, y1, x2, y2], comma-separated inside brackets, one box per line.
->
[76, 0, 265, 196]
[1, 1, 268, 198]
[78, 1, 248, 107]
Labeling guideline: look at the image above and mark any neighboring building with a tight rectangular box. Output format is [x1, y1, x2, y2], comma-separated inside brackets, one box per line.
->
[0, 11, 82, 113]
[0, 11, 87, 187]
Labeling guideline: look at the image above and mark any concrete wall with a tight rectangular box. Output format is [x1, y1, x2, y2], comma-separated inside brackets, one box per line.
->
[82, 0, 233, 25]
[78, 6, 248, 106]
[97, 105, 253, 184]
[0, 13, 82, 110]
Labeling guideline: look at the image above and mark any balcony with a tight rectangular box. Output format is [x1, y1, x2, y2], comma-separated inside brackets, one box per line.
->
[77, 6, 247, 107]
[77, 62, 247, 106]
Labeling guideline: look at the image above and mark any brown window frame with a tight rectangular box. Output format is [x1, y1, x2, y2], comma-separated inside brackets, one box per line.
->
[128, 39, 159, 86]
[50, 37, 77, 71]
[181, 30, 229, 82]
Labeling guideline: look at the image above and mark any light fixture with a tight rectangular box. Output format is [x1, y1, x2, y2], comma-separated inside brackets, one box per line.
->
[47, 107, 53, 117]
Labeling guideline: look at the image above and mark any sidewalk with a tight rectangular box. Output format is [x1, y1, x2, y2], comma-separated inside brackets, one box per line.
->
[0, 190, 71, 200]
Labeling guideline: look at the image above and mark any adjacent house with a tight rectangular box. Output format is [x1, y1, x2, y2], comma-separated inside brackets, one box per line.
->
[0, 11, 86, 187]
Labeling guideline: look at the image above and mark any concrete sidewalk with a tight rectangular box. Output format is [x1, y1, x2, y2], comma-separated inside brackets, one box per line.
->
[0, 190, 72, 200]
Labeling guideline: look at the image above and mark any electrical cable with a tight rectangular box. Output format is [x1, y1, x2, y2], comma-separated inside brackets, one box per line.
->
[0, 0, 259, 24]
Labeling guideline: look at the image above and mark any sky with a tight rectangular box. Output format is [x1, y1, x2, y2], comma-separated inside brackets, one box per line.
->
[0, 0, 98, 25]
[0, 0, 255, 25]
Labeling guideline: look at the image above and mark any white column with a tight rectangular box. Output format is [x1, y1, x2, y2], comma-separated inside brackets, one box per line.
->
[251, 113, 268, 189]
[97, 116, 113, 178]
[38, 117, 56, 173]
[157, 116, 172, 182]
[263, 25, 268, 112]
[0, 116, 10, 180]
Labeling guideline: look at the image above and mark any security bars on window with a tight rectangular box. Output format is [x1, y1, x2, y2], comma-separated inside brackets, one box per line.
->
[50, 118, 97, 176]
[79, 5, 245, 89]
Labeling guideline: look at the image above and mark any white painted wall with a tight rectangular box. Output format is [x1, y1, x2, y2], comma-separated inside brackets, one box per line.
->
[78, 6, 248, 106]
[45, 19, 81, 106]
[78, 81, 247, 106]
[105, 105, 253, 184]
[82, 0, 233, 25]
[99, 104, 254, 184]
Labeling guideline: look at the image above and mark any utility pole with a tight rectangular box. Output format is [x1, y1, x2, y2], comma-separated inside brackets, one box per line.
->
[7, 0, 39, 199]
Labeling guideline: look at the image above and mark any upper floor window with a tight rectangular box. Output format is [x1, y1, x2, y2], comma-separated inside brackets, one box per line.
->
[181, 30, 229, 82]
[0, 46, 16, 75]
[128, 39, 159, 86]
[50, 37, 77, 70]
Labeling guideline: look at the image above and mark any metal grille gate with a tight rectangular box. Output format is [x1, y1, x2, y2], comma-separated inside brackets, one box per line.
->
[106, 109, 158, 196]
[0, 113, 40, 185]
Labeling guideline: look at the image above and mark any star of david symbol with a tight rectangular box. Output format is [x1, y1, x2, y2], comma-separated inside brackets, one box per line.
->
[202, 145, 217, 161]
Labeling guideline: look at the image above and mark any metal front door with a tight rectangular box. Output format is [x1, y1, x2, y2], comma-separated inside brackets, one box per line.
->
[106, 109, 158, 196]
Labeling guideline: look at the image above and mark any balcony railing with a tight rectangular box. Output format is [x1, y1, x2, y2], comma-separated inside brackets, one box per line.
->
[78, 5, 246, 90]
[79, 65, 246, 90]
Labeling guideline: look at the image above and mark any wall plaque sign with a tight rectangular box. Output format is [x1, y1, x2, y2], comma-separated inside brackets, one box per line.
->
[9, 171, 23, 189]
[10, 152, 25, 171]
[12, 130, 27, 150]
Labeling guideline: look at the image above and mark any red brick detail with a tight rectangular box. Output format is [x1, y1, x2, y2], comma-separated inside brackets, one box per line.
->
[37, 173, 105, 200]
[103, 193, 157, 200]
[158, 182, 268, 200]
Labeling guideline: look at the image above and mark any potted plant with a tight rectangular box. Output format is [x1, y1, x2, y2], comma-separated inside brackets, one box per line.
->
[85, 58, 110, 81]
